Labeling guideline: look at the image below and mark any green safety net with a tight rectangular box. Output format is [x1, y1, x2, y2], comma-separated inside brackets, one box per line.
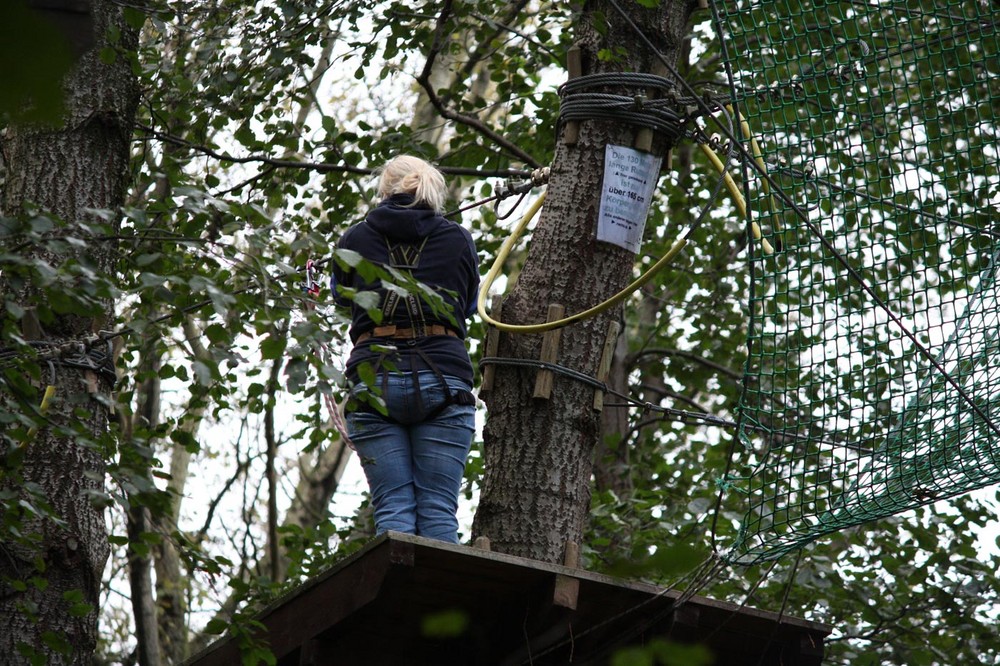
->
[714, 0, 1000, 564]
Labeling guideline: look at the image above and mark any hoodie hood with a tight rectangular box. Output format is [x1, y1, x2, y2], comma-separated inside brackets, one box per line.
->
[365, 194, 447, 242]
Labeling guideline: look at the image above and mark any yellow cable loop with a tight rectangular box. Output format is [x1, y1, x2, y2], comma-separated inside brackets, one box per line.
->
[477, 190, 689, 333]
[697, 142, 774, 256]
[478, 110, 777, 334]
[24, 385, 57, 443]
[728, 103, 782, 251]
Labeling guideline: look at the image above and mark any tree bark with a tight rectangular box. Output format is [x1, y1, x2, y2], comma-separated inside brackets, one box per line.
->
[0, 1, 139, 663]
[472, 0, 692, 563]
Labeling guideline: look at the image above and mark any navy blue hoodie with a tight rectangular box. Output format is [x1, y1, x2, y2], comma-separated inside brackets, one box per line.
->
[331, 194, 480, 386]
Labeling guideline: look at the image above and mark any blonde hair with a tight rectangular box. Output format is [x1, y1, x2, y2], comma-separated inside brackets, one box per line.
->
[376, 155, 447, 212]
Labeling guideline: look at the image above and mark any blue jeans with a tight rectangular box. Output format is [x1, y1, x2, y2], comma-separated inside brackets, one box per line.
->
[347, 371, 475, 544]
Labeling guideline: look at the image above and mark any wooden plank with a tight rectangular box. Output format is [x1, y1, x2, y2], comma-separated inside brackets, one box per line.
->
[593, 320, 621, 411]
[532, 304, 565, 400]
[562, 46, 583, 145]
[480, 295, 503, 394]
[185, 533, 832, 666]
[552, 540, 580, 610]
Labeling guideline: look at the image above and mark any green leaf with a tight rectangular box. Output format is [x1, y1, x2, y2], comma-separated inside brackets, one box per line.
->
[204, 618, 230, 636]
[40, 631, 72, 656]
[260, 336, 286, 361]
[123, 7, 147, 30]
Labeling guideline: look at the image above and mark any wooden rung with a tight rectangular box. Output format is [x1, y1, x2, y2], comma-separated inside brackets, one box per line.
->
[532, 304, 565, 400]
[634, 60, 672, 152]
[481, 295, 503, 394]
[593, 321, 621, 411]
[562, 46, 583, 146]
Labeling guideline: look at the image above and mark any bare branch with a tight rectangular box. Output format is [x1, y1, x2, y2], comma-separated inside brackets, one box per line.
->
[135, 124, 533, 178]
[416, 1, 542, 168]
[630, 347, 743, 380]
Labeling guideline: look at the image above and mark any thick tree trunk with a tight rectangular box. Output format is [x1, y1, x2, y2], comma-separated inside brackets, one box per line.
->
[0, 1, 139, 663]
[472, 0, 692, 563]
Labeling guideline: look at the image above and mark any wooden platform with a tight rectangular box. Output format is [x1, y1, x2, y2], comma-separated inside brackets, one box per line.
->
[185, 532, 830, 666]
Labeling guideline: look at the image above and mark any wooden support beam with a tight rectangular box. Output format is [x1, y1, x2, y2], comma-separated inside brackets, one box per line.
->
[480, 295, 503, 394]
[532, 304, 565, 400]
[553, 540, 580, 610]
[562, 46, 583, 146]
[593, 321, 621, 411]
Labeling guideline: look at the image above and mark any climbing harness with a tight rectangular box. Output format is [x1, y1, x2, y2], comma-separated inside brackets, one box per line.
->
[345, 230, 476, 422]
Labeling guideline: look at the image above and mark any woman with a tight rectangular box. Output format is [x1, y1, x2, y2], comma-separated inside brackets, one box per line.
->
[331, 155, 479, 544]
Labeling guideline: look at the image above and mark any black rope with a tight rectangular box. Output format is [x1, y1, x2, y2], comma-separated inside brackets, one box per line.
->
[773, 164, 1000, 240]
[478, 356, 736, 429]
[557, 71, 713, 142]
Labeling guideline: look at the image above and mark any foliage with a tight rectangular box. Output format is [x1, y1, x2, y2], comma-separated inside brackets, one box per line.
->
[1, 0, 998, 664]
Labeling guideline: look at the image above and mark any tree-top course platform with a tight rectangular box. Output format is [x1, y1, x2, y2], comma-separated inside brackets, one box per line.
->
[184, 532, 830, 666]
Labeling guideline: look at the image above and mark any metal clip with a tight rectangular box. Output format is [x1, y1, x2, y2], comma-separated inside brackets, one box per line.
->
[302, 260, 321, 298]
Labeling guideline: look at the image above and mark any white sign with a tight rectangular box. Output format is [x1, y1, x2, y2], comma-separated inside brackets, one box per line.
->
[597, 145, 662, 253]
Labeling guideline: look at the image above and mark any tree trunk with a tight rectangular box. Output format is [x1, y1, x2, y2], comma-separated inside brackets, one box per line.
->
[472, 0, 692, 563]
[0, 1, 139, 663]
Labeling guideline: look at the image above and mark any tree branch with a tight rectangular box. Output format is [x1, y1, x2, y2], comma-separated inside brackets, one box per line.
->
[135, 124, 533, 178]
[630, 347, 743, 380]
[415, 1, 542, 168]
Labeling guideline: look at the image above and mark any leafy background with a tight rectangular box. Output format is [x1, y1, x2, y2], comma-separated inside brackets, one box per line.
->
[1, 1, 998, 664]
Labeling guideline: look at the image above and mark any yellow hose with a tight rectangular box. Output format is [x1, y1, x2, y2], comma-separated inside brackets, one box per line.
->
[477, 112, 777, 334]
[727, 104, 782, 251]
[25, 385, 57, 442]
[477, 191, 688, 333]
[698, 142, 774, 255]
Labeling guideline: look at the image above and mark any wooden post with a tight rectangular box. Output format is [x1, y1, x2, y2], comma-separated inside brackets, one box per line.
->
[593, 321, 621, 411]
[553, 540, 580, 610]
[480, 295, 503, 394]
[472, 536, 491, 551]
[532, 304, 565, 400]
[562, 46, 583, 146]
